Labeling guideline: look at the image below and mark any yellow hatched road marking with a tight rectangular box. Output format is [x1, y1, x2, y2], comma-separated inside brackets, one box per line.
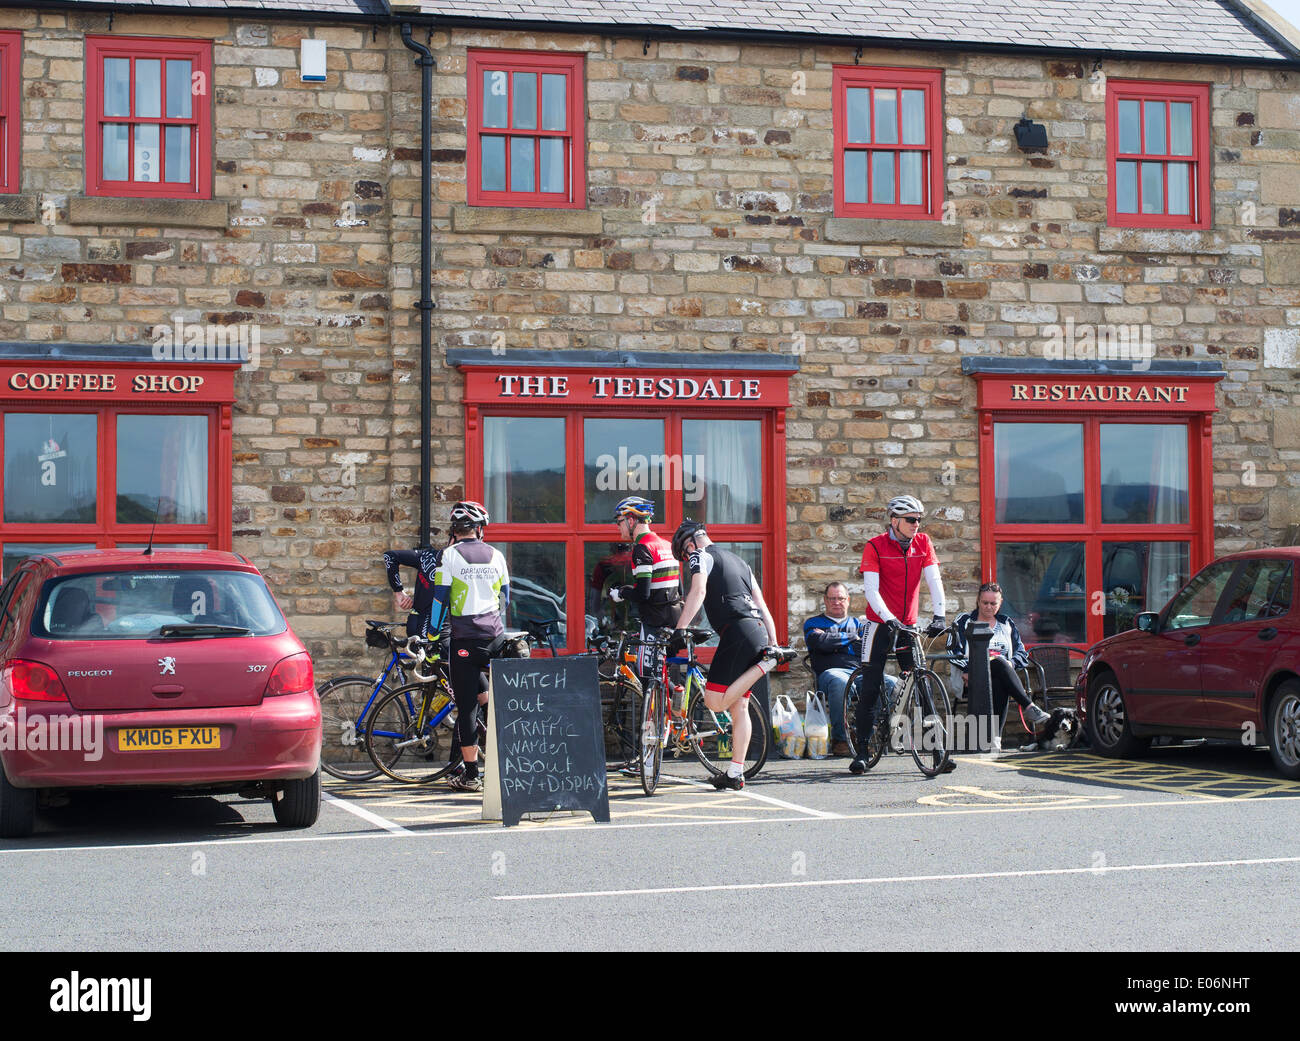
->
[984, 752, 1300, 800]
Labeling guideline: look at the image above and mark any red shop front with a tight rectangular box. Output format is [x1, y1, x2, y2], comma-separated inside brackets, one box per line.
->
[0, 350, 237, 578]
[967, 359, 1224, 648]
[449, 350, 799, 654]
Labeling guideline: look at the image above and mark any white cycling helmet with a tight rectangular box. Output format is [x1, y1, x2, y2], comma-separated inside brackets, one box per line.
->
[887, 494, 925, 517]
[449, 500, 489, 531]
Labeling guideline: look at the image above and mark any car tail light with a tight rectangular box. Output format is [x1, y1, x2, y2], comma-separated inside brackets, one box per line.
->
[3, 659, 69, 702]
[265, 652, 314, 697]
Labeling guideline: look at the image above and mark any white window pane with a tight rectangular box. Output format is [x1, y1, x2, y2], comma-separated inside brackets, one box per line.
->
[482, 70, 508, 127]
[1170, 102, 1193, 156]
[164, 125, 191, 183]
[871, 151, 895, 205]
[102, 124, 130, 181]
[513, 72, 537, 130]
[1167, 161, 1190, 215]
[874, 89, 898, 144]
[1141, 161, 1163, 213]
[510, 136, 535, 193]
[539, 137, 564, 193]
[900, 151, 923, 205]
[1117, 99, 1140, 153]
[846, 88, 869, 143]
[1144, 100, 1166, 154]
[844, 150, 867, 203]
[541, 73, 566, 131]
[481, 135, 505, 191]
[166, 60, 192, 119]
[901, 89, 926, 144]
[1116, 160, 1137, 212]
[134, 124, 160, 183]
[135, 59, 161, 118]
[104, 58, 130, 117]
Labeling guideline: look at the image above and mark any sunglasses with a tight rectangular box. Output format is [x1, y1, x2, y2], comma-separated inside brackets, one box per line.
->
[898, 515, 922, 525]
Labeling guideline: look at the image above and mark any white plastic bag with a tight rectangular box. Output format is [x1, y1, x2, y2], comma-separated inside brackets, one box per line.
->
[804, 691, 830, 759]
[775, 694, 805, 759]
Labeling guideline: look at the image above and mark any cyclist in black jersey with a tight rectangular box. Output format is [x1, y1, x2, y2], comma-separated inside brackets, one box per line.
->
[671, 520, 794, 790]
[383, 542, 444, 637]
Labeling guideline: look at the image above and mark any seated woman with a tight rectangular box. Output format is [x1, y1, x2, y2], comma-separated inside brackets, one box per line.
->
[948, 582, 1051, 751]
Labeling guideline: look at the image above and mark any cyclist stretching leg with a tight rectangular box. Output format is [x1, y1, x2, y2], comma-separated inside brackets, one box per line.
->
[671, 521, 793, 790]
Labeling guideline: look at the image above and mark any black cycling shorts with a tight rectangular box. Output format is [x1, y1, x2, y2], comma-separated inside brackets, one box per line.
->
[705, 617, 767, 694]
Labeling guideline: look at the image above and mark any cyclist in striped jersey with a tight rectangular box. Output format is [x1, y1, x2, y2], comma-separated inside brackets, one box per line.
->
[608, 497, 683, 680]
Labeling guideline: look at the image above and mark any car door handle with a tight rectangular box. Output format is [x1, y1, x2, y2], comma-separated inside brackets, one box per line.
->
[1258, 628, 1278, 641]
[1184, 634, 1200, 647]
[152, 685, 185, 698]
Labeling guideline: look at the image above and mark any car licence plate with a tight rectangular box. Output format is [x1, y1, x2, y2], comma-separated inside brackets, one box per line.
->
[118, 727, 222, 751]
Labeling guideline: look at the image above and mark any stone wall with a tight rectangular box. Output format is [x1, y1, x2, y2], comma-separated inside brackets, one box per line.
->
[1, 7, 1299, 671]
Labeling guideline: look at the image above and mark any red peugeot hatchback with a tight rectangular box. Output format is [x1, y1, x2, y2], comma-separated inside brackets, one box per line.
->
[1076, 547, 1300, 779]
[0, 550, 322, 838]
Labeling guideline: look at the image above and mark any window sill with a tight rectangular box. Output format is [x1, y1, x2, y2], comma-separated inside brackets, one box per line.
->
[69, 196, 229, 229]
[0, 194, 39, 222]
[1098, 228, 1224, 255]
[824, 217, 962, 247]
[452, 205, 603, 236]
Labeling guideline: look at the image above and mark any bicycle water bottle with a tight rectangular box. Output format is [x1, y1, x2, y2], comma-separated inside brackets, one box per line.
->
[671, 683, 685, 714]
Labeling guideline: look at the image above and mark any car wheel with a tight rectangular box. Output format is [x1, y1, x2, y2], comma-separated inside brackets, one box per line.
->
[0, 762, 37, 838]
[272, 765, 321, 828]
[1267, 681, 1300, 781]
[1086, 671, 1149, 759]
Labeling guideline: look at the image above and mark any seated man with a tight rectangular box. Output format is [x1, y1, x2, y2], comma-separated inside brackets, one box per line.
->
[802, 582, 898, 757]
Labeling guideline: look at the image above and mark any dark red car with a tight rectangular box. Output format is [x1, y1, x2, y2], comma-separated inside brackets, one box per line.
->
[1076, 547, 1300, 778]
[0, 550, 321, 838]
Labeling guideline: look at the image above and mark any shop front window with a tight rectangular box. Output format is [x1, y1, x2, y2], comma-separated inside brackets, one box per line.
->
[583, 417, 665, 523]
[982, 409, 1205, 646]
[116, 413, 208, 524]
[682, 420, 762, 524]
[3, 414, 99, 524]
[484, 416, 565, 524]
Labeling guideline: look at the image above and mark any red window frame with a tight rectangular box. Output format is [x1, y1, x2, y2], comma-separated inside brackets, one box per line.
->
[1106, 79, 1211, 230]
[84, 35, 213, 199]
[832, 65, 944, 220]
[466, 49, 586, 209]
[459, 368, 792, 655]
[974, 375, 1220, 648]
[0, 31, 20, 194]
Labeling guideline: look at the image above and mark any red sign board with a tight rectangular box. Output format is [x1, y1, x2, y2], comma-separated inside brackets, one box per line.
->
[0, 360, 238, 405]
[461, 367, 791, 408]
[974, 373, 1219, 413]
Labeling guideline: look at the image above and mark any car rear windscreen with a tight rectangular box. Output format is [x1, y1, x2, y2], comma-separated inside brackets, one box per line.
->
[33, 570, 287, 640]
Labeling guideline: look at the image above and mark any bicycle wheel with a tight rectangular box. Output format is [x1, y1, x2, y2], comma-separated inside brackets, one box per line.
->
[905, 668, 954, 778]
[687, 687, 770, 779]
[317, 675, 385, 781]
[603, 673, 641, 764]
[639, 678, 664, 796]
[364, 681, 459, 783]
[841, 665, 888, 769]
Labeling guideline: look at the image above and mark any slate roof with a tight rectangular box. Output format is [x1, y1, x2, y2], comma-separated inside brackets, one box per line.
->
[27, 0, 1300, 63]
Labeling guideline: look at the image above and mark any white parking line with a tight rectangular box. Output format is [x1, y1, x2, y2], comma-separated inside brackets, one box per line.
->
[496, 854, 1300, 902]
[322, 791, 411, 835]
[663, 772, 842, 818]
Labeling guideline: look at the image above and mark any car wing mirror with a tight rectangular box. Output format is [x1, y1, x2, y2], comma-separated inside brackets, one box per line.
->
[1135, 611, 1159, 633]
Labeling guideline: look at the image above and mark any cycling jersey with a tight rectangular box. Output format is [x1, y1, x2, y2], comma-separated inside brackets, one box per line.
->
[858, 529, 938, 626]
[430, 538, 509, 641]
[383, 546, 442, 637]
[619, 530, 681, 629]
[687, 545, 762, 632]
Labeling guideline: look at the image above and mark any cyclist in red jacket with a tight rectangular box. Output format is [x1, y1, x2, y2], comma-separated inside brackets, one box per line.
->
[852, 494, 954, 775]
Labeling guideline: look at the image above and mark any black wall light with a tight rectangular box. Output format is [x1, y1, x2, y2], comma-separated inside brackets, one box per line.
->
[1014, 117, 1049, 152]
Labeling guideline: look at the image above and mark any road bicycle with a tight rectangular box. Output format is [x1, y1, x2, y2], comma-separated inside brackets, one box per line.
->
[626, 627, 771, 795]
[592, 629, 642, 765]
[841, 624, 954, 778]
[362, 629, 532, 783]
[317, 620, 421, 781]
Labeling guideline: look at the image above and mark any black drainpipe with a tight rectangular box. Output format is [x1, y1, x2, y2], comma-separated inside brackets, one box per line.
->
[399, 22, 435, 551]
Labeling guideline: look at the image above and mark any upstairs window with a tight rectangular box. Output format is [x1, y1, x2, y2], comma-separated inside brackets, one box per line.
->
[0, 31, 20, 193]
[84, 36, 212, 199]
[833, 65, 944, 220]
[1107, 79, 1210, 229]
[466, 50, 585, 209]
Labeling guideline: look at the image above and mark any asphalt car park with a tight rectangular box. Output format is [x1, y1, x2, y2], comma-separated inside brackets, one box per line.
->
[4, 742, 1300, 951]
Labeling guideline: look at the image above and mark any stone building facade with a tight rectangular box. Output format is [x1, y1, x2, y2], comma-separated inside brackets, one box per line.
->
[0, 0, 1298, 677]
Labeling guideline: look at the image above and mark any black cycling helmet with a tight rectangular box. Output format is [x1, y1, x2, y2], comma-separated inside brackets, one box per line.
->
[671, 520, 706, 561]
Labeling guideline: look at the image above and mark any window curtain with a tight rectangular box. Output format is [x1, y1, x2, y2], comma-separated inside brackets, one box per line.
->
[691, 421, 759, 525]
[484, 418, 510, 524]
[1149, 425, 1187, 524]
[158, 417, 207, 524]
